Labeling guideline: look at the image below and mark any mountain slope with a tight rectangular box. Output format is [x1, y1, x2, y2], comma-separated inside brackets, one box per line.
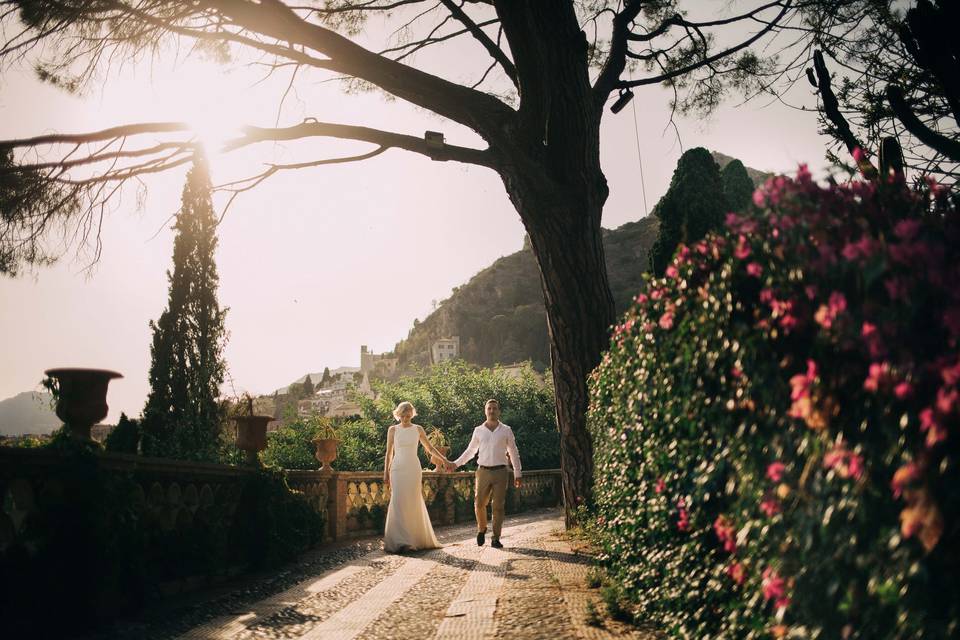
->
[393, 152, 772, 371]
[0, 391, 59, 436]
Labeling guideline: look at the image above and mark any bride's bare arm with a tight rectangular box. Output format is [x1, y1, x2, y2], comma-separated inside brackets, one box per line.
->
[383, 426, 395, 487]
[416, 425, 448, 462]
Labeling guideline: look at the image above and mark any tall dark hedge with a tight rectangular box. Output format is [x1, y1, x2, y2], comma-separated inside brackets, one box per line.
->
[590, 170, 960, 638]
[721, 158, 755, 212]
[648, 147, 726, 277]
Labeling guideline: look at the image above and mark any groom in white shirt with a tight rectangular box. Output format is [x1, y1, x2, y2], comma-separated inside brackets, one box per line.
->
[448, 398, 522, 548]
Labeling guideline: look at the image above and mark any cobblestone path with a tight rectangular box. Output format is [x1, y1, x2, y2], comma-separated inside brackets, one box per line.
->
[166, 508, 649, 640]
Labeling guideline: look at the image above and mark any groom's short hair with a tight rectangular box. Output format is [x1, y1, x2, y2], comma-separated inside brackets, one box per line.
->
[485, 398, 500, 408]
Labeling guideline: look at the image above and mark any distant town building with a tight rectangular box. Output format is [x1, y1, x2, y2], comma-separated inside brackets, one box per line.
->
[91, 423, 116, 442]
[431, 336, 460, 364]
[360, 345, 399, 377]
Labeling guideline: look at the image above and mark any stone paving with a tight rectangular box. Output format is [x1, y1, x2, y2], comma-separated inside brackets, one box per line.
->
[169, 510, 651, 640]
[93, 508, 652, 640]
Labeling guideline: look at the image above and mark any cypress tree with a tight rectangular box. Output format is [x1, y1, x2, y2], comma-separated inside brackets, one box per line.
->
[721, 159, 755, 213]
[649, 147, 726, 276]
[141, 157, 228, 461]
[303, 374, 315, 396]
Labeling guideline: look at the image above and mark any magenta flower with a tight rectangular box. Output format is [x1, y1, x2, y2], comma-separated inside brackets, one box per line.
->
[936, 387, 958, 414]
[894, 382, 914, 400]
[919, 408, 947, 447]
[713, 515, 737, 553]
[735, 235, 752, 260]
[728, 562, 746, 586]
[634, 292, 648, 304]
[894, 219, 922, 241]
[863, 362, 893, 393]
[760, 496, 781, 517]
[746, 262, 763, 277]
[885, 277, 910, 301]
[655, 477, 666, 494]
[665, 265, 679, 279]
[676, 498, 690, 531]
[767, 461, 786, 482]
[762, 568, 789, 609]
[659, 312, 675, 330]
[752, 189, 766, 207]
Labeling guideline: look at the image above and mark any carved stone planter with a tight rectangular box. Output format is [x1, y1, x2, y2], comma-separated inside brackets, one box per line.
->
[233, 415, 273, 466]
[44, 368, 123, 442]
[312, 437, 339, 473]
[430, 445, 450, 472]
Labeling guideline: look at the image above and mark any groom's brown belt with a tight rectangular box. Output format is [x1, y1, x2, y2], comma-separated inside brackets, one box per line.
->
[478, 464, 507, 470]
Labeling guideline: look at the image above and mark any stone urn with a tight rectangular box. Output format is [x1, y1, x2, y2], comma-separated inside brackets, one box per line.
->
[44, 368, 123, 442]
[430, 445, 451, 473]
[312, 437, 339, 473]
[233, 415, 273, 466]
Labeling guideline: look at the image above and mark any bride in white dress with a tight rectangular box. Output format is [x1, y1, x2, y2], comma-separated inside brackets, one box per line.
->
[382, 401, 450, 553]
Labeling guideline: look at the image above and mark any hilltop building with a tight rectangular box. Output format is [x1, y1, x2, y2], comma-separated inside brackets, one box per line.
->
[431, 337, 460, 364]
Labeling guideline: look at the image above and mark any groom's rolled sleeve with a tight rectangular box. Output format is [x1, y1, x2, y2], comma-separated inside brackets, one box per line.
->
[506, 428, 522, 478]
[453, 430, 480, 468]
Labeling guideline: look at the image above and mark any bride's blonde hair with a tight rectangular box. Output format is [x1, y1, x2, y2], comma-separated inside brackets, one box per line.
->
[392, 401, 417, 421]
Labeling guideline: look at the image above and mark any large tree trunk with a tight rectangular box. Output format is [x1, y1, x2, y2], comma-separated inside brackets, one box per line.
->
[493, 0, 616, 525]
[520, 186, 614, 525]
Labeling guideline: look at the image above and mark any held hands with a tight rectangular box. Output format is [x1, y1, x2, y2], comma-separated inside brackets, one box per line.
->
[514, 476, 522, 489]
[383, 470, 390, 488]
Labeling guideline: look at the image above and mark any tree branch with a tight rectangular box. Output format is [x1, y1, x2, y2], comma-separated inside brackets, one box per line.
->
[437, 0, 516, 86]
[887, 84, 960, 164]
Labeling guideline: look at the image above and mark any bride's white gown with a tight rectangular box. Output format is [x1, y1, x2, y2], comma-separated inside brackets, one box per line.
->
[383, 425, 441, 552]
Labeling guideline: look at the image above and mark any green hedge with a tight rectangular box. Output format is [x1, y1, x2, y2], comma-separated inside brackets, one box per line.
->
[588, 171, 959, 638]
[359, 360, 559, 470]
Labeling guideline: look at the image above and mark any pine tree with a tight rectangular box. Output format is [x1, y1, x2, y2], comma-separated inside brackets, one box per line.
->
[649, 148, 726, 276]
[141, 157, 228, 461]
[303, 374, 315, 396]
[721, 159, 755, 213]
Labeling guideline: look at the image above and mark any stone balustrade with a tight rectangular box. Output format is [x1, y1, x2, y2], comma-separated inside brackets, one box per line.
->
[0, 446, 562, 557]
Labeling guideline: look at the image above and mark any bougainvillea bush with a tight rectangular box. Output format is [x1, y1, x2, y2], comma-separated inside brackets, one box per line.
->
[588, 169, 959, 639]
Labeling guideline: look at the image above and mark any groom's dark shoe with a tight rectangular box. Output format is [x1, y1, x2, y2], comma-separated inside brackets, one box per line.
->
[491, 539, 503, 549]
[477, 531, 486, 546]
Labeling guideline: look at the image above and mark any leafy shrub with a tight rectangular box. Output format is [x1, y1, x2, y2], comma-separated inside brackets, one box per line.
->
[104, 412, 140, 453]
[589, 170, 959, 638]
[359, 360, 559, 469]
[261, 415, 379, 471]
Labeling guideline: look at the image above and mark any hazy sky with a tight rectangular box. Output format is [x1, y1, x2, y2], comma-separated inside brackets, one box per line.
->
[0, 7, 834, 422]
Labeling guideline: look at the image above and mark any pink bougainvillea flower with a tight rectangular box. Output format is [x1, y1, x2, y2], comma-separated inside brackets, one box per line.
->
[861, 321, 887, 359]
[752, 189, 766, 208]
[659, 312, 675, 330]
[824, 443, 865, 481]
[735, 235, 751, 260]
[767, 461, 786, 482]
[894, 219, 922, 241]
[665, 265, 679, 279]
[655, 477, 666, 494]
[728, 561, 746, 585]
[634, 292, 648, 305]
[676, 498, 690, 532]
[919, 408, 948, 447]
[746, 262, 763, 277]
[815, 291, 847, 329]
[941, 359, 960, 385]
[760, 496, 781, 517]
[894, 382, 914, 400]
[863, 362, 893, 393]
[762, 568, 789, 608]
[713, 515, 737, 553]
[936, 387, 958, 414]
[804, 285, 819, 300]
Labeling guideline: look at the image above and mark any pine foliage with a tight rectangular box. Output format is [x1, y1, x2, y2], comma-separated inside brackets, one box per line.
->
[141, 158, 228, 461]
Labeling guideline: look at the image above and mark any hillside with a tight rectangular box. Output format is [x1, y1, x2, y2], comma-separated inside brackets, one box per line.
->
[0, 391, 59, 436]
[393, 151, 772, 370]
[393, 216, 659, 369]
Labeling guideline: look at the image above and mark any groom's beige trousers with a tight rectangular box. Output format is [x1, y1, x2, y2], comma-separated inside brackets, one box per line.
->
[475, 466, 510, 540]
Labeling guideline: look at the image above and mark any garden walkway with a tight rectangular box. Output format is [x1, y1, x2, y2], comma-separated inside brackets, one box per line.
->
[96, 508, 652, 640]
